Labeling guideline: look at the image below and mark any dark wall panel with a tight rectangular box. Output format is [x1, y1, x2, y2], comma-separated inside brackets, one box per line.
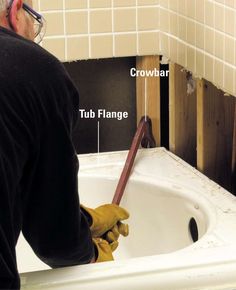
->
[64, 57, 137, 154]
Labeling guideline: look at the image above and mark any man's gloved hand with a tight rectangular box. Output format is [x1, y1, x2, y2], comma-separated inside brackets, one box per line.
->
[105, 222, 128, 249]
[93, 237, 115, 263]
[81, 204, 129, 239]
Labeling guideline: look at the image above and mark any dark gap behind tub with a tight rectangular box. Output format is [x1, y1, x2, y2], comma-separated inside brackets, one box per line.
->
[160, 62, 169, 149]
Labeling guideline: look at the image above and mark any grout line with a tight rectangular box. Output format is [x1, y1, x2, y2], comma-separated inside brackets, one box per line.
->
[88, 0, 91, 59]
[136, 0, 139, 55]
[40, 5, 159, 13]
[145, 77, 147, 121]
[43, 30, 160, 40]
[203, 0, 206, 78]
[194, 0, 196, 74]
[97, 121, 100, 155]
[37, 0, 43, 46]
[168, 0, 170, 62]
[62, 0, 67, 62]
[176, 0, 179, 64]
[184, 0, 187, 68]
[158, 3, 161, 53]
[223, 0, 226, 89]
[234, 39, 236, 95]
[37, 0, 40, 11]
[234, 63, 236, 96]
[212, 1, 215, 83]
[112, 0, 115, 57]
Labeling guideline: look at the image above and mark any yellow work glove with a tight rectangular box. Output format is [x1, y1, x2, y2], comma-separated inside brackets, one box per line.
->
[93, 237, 115, 263]
[105, 222, 128, 250]
[81, 204, 129, 238]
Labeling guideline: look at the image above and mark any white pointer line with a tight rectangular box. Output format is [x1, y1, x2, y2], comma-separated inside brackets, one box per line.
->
[97, 121, 100, 155]
[144, 77, 147, 121]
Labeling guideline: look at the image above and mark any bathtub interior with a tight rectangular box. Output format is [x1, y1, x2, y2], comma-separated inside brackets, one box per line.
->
[16, 175, 209, 273]
[79, 176, 209, 259]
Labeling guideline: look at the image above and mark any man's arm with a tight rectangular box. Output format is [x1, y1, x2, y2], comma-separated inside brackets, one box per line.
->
[21, 61, 94, 267]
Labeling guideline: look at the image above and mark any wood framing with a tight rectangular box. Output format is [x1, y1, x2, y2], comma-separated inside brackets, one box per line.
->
[169, 63, 197, 166]
[232, 102, 236, 194]
[136, 56, 161, 146]
[197, 79, 235, 191]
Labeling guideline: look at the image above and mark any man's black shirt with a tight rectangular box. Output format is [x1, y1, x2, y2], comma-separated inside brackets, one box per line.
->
[0, 27, 94, 289]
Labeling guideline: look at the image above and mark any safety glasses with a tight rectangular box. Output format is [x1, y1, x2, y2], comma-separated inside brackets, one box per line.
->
[23, 3, 46, 43]
[7, 1, 46, 44]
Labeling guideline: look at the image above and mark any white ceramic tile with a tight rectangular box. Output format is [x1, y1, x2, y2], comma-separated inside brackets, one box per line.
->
[224, 65, 234, 95]
[196, 51, 204, 77]
[186, 20, 196, 46]
[205, 27, 214, 54]
[215, 4, 225, 32]
[205, 55, 214, 83]
[186, 0, 196, 20]
[205, 1, 214, 27]
[214, 59, 224, 88]
[187, 45, 195, 73]
[170, 12, 178, 37]
[196, 0, 204, 23]
[224, 36, 235, 64]
[178, 0, 186, 16]
[159, 8, 170, 33]
[138, 32, 159, 55]
[225, 8, 235, 36]
[215, 31, 224, 59]
[196, 24, 204, 49]
[169, 0, 178, 12]
[169, 37, 178, 63]
[177, 41, 187, 67]
[178, 16, 187, 41]
[160, 32, 169, 57]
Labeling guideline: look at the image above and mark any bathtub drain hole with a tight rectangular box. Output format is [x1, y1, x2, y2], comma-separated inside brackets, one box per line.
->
[189, 218, 198, 242]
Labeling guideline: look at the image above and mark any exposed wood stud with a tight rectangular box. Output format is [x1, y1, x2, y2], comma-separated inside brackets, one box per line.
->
[136, 56, 161, 146]
[169, 63, 197, 166]
[196, 79, 204, 171]
[197, 79, 235, 191]
[232, 102, 236, 194]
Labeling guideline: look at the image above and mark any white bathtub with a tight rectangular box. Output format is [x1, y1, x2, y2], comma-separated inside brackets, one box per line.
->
[18, 148, 236, 289]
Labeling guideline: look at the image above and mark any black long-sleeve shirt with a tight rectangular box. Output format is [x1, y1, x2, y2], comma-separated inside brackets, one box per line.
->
[0, 27, 94, 289]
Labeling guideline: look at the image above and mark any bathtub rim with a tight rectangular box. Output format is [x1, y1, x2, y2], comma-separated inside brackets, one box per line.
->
[20, 245, 236, 290]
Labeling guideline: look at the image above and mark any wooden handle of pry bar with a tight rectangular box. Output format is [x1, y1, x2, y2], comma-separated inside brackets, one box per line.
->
[112, 118, 146, 205]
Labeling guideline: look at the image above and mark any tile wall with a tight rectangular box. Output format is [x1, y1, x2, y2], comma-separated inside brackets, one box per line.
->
[33, 0, 159, 61]
[161, 0, 236, 96]
[33, 0, 236, 96]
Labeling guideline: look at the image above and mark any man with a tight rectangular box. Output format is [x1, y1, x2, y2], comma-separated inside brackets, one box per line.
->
[0, 0, 129, 289]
